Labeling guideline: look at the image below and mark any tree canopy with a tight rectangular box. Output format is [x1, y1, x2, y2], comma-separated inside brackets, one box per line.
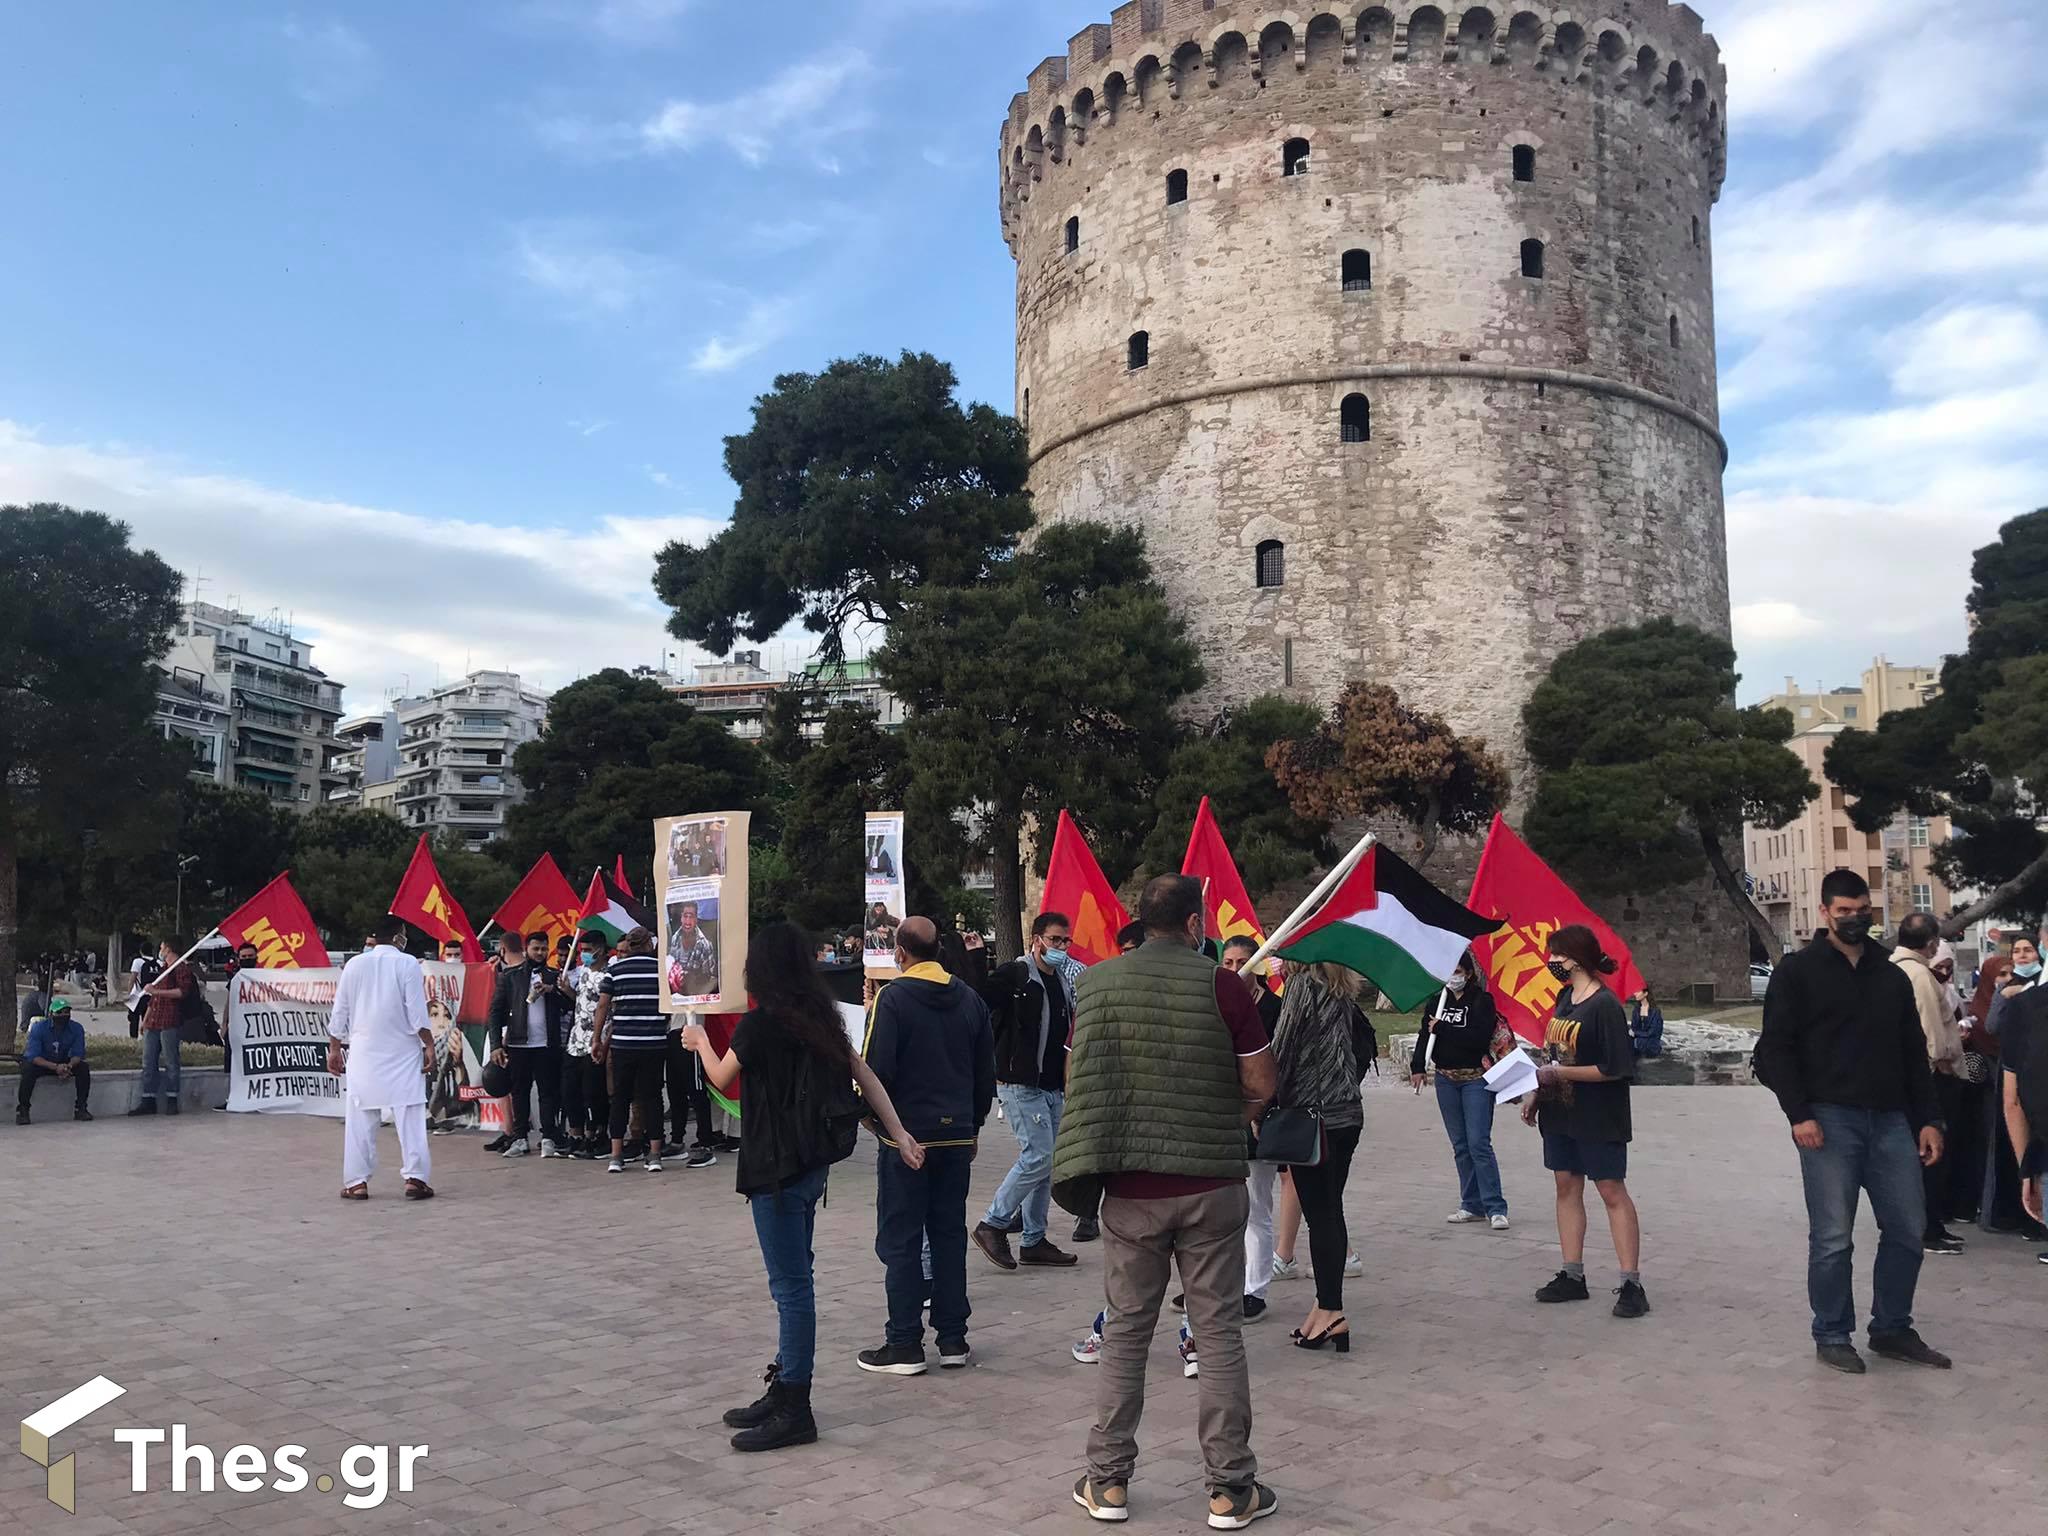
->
[1522, 618, 1815, 954]
[654, 352, 1032, 664]
[1828, 507, 2048, 931]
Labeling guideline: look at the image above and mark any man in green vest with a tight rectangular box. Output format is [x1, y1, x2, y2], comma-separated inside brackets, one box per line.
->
[1053, 874, 1280, 1530]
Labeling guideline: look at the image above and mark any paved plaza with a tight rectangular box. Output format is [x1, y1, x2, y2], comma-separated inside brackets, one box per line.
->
[5, 1079, 2045, 1536]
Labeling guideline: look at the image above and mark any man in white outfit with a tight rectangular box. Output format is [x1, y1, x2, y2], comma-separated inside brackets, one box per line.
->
[327, 917, 437, 1201]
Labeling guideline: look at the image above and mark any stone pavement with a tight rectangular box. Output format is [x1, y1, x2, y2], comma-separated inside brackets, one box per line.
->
[4, 1080, 2045, 1536]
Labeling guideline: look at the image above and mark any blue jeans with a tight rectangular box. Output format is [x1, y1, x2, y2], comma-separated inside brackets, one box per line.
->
[1436, 1075, 1506, 1218]
[878, 1143, 974, 1347]
[142, 1027, 182, 1101]
[1797, 1104, 1925, 1344]
[985, 1084, 1062, 1245]
[749, 1164, 829, 1385]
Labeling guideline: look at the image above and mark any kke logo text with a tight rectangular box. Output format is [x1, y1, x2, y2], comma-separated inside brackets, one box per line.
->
[20, 1375, 426, 1514]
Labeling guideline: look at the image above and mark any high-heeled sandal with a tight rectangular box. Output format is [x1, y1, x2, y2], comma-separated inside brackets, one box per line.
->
[1293, 1316, 1350, 1352]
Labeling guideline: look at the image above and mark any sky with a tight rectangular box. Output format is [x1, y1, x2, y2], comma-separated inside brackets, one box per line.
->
[1, 1, 2043, 713]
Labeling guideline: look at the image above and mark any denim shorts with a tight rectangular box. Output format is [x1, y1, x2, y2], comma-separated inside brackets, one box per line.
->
[1542, 1132, 1628, 1183]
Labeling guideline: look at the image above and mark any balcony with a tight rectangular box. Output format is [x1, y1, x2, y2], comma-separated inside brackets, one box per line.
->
[441, 808, 506, 826]
[445, 720, 514, 741]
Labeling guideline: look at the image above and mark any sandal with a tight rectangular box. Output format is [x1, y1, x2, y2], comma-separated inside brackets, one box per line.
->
[339, 1184, 369, 1201]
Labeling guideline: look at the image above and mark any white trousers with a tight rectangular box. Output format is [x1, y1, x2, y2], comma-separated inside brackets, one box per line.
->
[1244, 1160, 1278, 1299]
[342, 1101, 430, 1189]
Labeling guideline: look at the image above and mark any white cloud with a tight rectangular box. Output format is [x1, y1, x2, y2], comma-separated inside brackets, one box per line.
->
[687, 298, 795, 374]
[0, 422, 720, 709]
[278, 17, 377, 106]
[568, 418, 611, 438]
[1731, 600, 1823, 645]
[543, 51, 875, 167]
[512, 224, 664, 313]
[1884, 303, 2046, 399]
[743, 218, 824, 253]
[644, 465, 677, 489]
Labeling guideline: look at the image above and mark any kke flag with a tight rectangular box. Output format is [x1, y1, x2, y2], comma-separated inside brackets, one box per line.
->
[612, 854, 636, 904]
[1041, 809, 1130, 967]
[490, 854, 584, 952]
[1468, 814, 1644, 1044]
[217, 872, 331, 969]
[1181, 796, 1266, 952]
[1275, 844, 1502, 1011]
[389, 835, 484, 963]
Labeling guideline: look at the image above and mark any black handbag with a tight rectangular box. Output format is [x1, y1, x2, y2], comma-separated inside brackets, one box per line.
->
[1254, 1105, 1324, 1167]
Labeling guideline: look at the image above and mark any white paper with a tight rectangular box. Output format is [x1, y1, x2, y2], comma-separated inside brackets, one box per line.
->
[1483, 1049, 1540, 1102]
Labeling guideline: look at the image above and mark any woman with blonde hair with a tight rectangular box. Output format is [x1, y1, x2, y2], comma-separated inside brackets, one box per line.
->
[1270, 960, 1367, 1352]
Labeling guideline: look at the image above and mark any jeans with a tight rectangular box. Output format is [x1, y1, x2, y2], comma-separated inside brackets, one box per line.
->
[750, 1163, 830, 1385]
[1436, 1075, 1507, 1218]
[1290, 1124, 1362, 1311]
[877, 1143, 974, 1347]
[1797, 1104, 1926, 1344]
[984, 1084, 1062, 1245]
[507, 1045, 562, 1141]
[142, 1027, 181, 1101]
[18, 1061, 91, 1113]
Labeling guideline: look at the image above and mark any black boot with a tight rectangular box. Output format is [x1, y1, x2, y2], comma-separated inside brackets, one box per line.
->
[729, 1377, 816, 1453]
[722, 1363, 781, 1429]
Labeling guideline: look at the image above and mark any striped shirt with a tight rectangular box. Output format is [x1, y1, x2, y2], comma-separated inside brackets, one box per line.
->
[599, 955, 666, 1049]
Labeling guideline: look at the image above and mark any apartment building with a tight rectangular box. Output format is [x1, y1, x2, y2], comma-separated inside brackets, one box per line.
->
[663, 651, 904, 740]
[390, 671, 549, 848]
[326, 710, 402, 808]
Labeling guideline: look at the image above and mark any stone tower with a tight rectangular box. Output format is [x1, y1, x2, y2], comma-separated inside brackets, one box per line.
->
[1001, 2, 1729, 791]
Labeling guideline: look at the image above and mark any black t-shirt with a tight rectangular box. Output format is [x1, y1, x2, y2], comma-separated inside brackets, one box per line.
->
[2005, 988, 2048, 1177]
[1537, 988, 1634, 1145]
[731, 1008, 818, 1197]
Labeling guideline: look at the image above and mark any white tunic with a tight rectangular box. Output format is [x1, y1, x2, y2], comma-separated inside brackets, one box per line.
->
[328, 944, 432, 1110]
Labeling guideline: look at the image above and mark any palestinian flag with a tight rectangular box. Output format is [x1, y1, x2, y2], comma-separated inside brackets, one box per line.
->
[577, 869, 652, 944]
[1274, 844, 1503, 1011]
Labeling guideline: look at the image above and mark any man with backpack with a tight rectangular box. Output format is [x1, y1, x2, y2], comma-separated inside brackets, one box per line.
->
[134, 936, 196, 1116]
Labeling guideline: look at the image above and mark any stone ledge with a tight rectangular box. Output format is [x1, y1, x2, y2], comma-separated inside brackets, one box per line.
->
[1389, 1018, 1762, 1089]
[11, 1066, 229, 1122]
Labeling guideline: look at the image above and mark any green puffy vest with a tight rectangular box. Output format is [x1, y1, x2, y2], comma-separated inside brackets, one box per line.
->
[1051, 940, 1248, 1205]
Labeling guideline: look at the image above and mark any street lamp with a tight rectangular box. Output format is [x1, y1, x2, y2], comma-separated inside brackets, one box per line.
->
[174, 854, 200, 937]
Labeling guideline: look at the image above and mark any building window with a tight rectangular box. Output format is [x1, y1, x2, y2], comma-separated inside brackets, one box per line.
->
[1842, 705, 1858, 720]
[1669, 314, 1680, 348]
[1340, 393, 1370, 442]
[1512, 144, 1535, 181]
[1833, 826, 1848, 851]
[1908, 816, 1929, 848]
[1830, 787, 1846, 810]
[1911, 883, 1933, 914]
[1341, 248, 1371, 291]
[1127, 330, 1149, 370]
[1692, 215, 1701, 248]
[1282, 137, 1311, 177]
[1065, 216, 1080, 254]
[1520, 238, 1545, 278]
[1166, 168, 1188, 205]
[1255, 540, 1285, 588]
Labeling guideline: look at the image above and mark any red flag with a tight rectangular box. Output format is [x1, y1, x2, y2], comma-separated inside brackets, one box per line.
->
[389, 834, 484, 963]
[488, 853, 584, 953]
[613, 854, 635, 903]
[1041, 810, 1130, 967]
[1180, 796, 1266, 952]
[216, 872, 331, 969]
[1468, 814, 1644, 1043]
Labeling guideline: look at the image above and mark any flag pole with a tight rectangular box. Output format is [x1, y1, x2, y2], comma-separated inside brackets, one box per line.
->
[1245, 832, 1375, 972]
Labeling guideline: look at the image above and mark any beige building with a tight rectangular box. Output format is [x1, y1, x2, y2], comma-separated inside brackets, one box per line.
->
[1757, 656, 1941, 733]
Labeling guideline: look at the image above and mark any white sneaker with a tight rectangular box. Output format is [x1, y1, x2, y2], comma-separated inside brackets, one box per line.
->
[606, 1157, 624, 1173]
[1178, 1326, 1199, 1379]
[1489, 1214, 1511, 1231]
[539, 1138, 561, 1158]
[1071, 1331, 1102, 1364]
[1270, 1256, 1301, 1281]
[1447, 1209, 1483, 1224]
[1343, 1252, 1363, 1278]
[645, 1156, 664, 1173]
[501, 1137, 529, 1158]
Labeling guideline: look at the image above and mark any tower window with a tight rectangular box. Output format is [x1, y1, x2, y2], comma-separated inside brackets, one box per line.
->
[1166, 168, 1188, 205]
[1255, 540, 1285, 588]
[1340, 393, 1370, 442]
[1065, 216, 1079, 254]
[1341, 249, 1371, 291]
[1512, 144, 1535, 181]
[1669, 314, 1680, 348]
[1127, 330, 1149, 370]
[1520, 238, 1545, 278]
[1692, 214, 1701, 248]
[1282, 137, 1311, 177]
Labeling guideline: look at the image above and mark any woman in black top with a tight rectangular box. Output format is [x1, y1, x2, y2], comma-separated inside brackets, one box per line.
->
[681, 922, 923, 1453]
[1409, 952, 1516, 1227]
[1520, 924, 1647, 1318]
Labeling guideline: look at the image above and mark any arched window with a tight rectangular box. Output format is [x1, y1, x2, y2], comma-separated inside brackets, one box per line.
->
[1255, 540, 1285, 588]
[1512, 144, 1535, 182]
[1340, 393, 1370, 442]
[1341, 249, 1371, 291]
[1520, 238, 1545, 278]
[1282, 137, 1311, 176]
[1065, 216, 1080, 254]
[1128, 330, 1149, 370]
[1166, 168, 1188, 206]
[1669, 314, 1680, 348]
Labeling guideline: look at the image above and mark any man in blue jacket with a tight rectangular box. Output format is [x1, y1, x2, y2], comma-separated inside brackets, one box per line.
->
[18, 998, 92, 1124]
[858, 916, 996, 1378]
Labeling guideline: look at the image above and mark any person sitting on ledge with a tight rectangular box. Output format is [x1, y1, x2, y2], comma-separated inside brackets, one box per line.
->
[18, 998, 92, 1125]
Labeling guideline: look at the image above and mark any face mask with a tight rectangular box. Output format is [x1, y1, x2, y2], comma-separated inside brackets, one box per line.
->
[2017, 962, 2044, 979]
[1546, 960, 1572, 984]
[579, 951, 596, 966]
[1448, 973, 1469, 991]
[1832, 916, 1870, 944]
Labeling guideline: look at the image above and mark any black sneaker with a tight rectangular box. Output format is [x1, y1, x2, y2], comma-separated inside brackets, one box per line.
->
[1073, 1475, 1130, 1522]
[856, 1342, 928, 1376]
[1207, 1480, 1279, 1528]
[729, 1379, 816, 1453]
[685, 1146, 717, 1169]
[622, 1137, 648, 1161]
[126, 1100, 157, 1117]
[1869, 1328, 1952, 1369]
[75, 1108, 94, 1122]
[1535, 1270, 1590, 1303]
[1611, 1280, 1650, 1318]
[2037, 1250, 2048, 1265]
[1816, 1342, 1866, 1374]
[1072, 1215, 1100, 1243]
[164, 1100, 180, 1115]
[936, 1337, 971, 1369]
[1922, 1234, 1964, 1257]
[14, 1110, 27, 1126]
[1242, 1295, 1268, 1323]
[482, 1133, 511, 1153]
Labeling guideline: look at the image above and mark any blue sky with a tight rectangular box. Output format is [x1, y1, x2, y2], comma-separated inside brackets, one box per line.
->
[2, 1, 2043, 712]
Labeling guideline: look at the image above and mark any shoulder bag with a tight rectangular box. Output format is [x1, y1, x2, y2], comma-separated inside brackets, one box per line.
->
[1254, 1104, 1324, 1167]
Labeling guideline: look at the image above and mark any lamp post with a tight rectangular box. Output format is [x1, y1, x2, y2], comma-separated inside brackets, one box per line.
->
[174, 854, 199, 937]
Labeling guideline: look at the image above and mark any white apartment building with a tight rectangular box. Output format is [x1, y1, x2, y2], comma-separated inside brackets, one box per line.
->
[390, 671, 549, 848]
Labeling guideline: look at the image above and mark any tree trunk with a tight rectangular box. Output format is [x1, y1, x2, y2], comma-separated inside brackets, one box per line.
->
[1940, 845, 2048, 940]
[1698, 825, 1783, 965]
[1417, 793, 1442, 869]
[990, 805, 1025, 965]
[0, 834, 18, 1056]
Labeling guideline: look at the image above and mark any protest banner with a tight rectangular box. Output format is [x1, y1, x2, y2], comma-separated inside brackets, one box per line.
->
[655, 811, 751, 1013]
[863, 810, 907, 975]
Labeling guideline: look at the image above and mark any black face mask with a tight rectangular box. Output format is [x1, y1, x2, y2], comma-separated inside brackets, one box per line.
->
[1547, 960, 1573, 984]
[1832, 916, 1871, 944]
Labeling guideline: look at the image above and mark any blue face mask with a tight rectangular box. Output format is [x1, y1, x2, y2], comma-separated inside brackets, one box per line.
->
[2017, 961, 2043, 979]
[579, 951, 596, 966]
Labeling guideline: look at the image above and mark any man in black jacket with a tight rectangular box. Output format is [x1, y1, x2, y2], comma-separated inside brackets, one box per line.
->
[1754, 869, 1951, 1374]
[858, 917, 996, 1376]
[487, 931, 573, 1158]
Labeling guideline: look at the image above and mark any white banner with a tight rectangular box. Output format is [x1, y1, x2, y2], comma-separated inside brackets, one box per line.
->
[864, 810, 906, 974]
[227, 961, 473, 1118]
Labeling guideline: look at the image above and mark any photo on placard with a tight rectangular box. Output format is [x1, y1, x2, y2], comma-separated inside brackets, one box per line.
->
[666, 885, 721, 1001]
[862, 899, 902, 955]
[667, 817, 729, 884]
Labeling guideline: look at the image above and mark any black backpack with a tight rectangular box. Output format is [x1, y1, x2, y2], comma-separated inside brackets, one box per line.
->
[181, 983, 222, 1047]
[789, 1044, 863, 1171]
